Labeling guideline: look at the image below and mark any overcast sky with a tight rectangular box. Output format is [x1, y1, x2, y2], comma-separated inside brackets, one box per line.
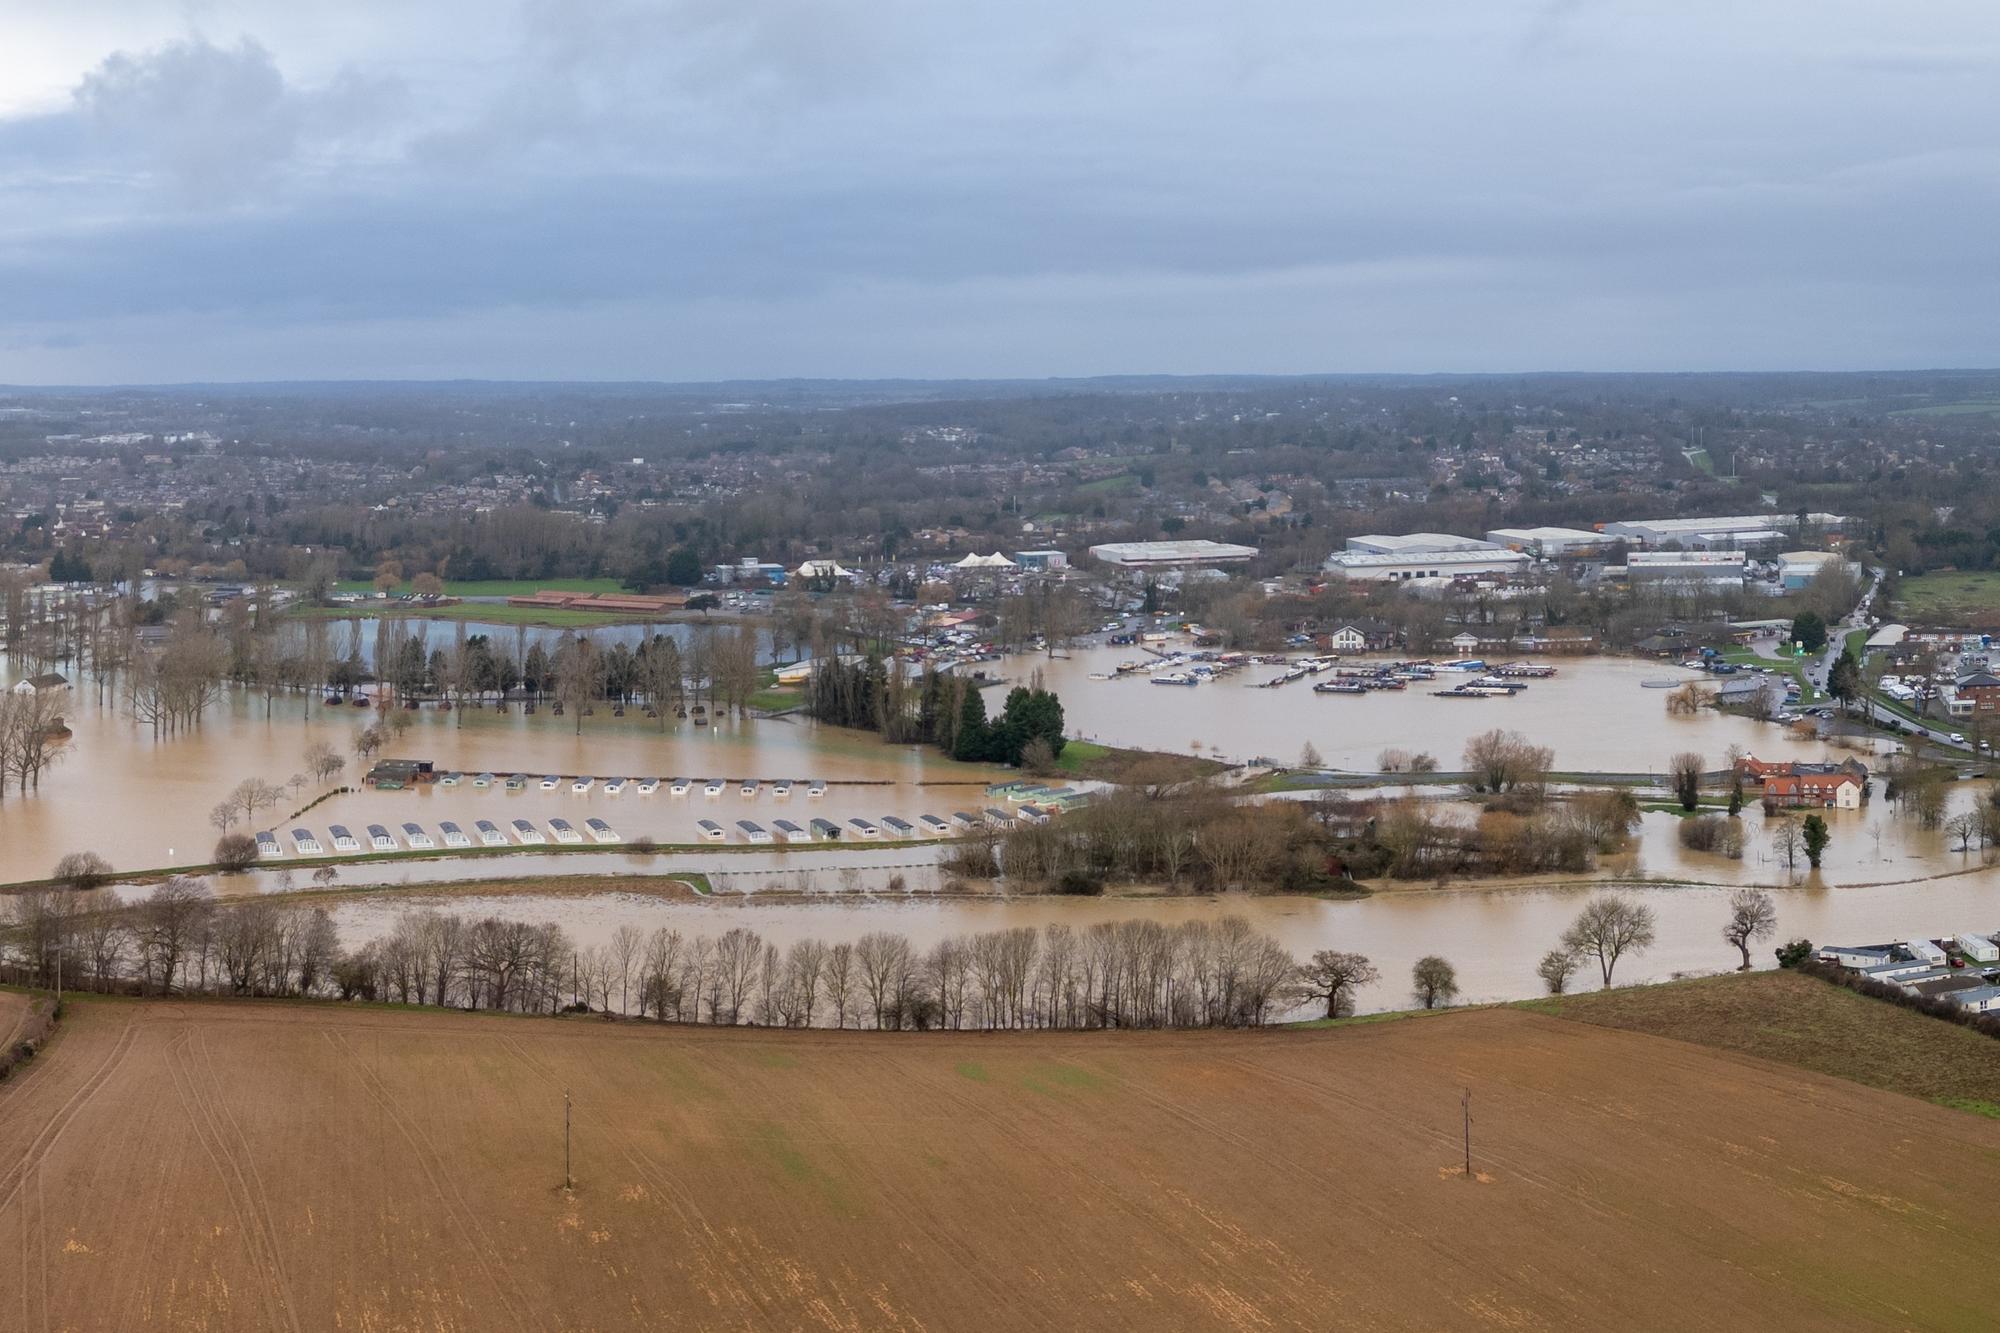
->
[1, 1, 1996, 383]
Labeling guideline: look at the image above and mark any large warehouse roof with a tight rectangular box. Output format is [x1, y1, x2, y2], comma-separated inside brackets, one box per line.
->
[1088, 540, 1258, 568]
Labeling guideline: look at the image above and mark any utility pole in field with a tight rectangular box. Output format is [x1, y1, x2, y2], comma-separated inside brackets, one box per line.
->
[564, 1087, 574, 1191]
[1462, 1088, 1472, 1179]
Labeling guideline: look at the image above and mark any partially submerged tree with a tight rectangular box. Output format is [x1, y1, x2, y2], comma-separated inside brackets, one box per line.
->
[1668, 751, 1704, 812]
[1411, 955, 1459, 1009]
[52, 850, 112, 891]
[1801, 814, 1831, 869]
[1560, 894, 1658, 988]
[1721, 888, 1777, 970]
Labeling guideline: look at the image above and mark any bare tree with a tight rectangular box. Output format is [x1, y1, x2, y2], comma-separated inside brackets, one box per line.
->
[1411, 955, 1459, 1009]
[1768, 814, 1803, 875]
[303, 740, 347, 786]
[1293, 949, 1378, 1020]
[1560, 894, 1658, 988]
[1721, 889, 1778, 970]
[1461, 728, 1553, 796]
[1668, 751, 1705, 812]
[1536, 948, 1579, 995]
[51, 850, 113, 891]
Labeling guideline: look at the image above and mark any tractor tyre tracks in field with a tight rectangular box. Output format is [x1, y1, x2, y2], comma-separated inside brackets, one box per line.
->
[494, 1033, 804, 1327]
[321, 1027, 541, 1329]
[0, 1020, 137, 1333]
[162, 1023, 303, 1333]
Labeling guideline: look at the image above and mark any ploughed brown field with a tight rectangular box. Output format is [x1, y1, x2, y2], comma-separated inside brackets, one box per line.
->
[3, 995, 1999, 1331]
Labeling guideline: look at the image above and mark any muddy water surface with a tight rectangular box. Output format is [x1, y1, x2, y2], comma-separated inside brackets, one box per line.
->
[1013, 643, 1878, 772]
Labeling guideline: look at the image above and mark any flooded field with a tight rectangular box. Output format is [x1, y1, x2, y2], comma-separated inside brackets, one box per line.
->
[322, 868, 2000, 1018]
[0, 682, 988, 882]
[283, 616, 780, 666]
[1013, 643, 1874, 772]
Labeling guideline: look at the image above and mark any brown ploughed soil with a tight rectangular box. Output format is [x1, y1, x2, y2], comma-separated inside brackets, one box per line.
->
[0, 990, 28, 1054]
[3, 995, 1999, 1330]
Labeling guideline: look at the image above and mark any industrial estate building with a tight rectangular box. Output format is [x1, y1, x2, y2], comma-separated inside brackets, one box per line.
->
[1622, 551, 1750, 584]
[1483, 526, 1604, 557]
[1088, 540, 1258, 569]
[1323, 547, 1532, 582]
[1599, 512, 1844, 550]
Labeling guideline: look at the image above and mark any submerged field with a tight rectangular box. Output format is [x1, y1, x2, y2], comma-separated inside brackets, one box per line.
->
[3, 995, 1999, 1329]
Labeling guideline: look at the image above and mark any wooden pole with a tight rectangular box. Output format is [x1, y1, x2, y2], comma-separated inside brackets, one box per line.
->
[564, 1087, 573, 1190]
[1462, 1088, 1472, 1179]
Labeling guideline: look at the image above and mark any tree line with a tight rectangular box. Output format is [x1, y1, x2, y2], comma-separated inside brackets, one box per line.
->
[2, 890, 1322, 1029]
[806, 660, 1068, 766]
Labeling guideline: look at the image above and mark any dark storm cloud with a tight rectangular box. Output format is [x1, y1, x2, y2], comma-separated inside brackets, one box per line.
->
[0, 1, 1996, 380]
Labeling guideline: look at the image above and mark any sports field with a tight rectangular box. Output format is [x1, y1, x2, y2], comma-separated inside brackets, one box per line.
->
[1894, 570, 2000, 625]
[2, 994, 1998, 1329]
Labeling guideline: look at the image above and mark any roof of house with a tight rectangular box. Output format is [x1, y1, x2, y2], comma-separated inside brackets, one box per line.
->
[25, 672, 67, 688]
[1946, 985, 2000, 1008]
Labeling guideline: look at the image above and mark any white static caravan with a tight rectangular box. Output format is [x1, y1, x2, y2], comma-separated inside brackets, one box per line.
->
[1818, 944, 1895, 968]
[1957, 934, 2000, 964]
[549, 818, 584, 844]
[475, 819, 507, 846]
[329, 825, 361, 853]
[737, 820, 772, 844]
[881, 816, 915, 838]
[440, 821, 472, 848]
[401, 822, 435, 850]
[1949, 985, 2000, 1013]
[697, 819, 726, 842]
[367, 824, 398, 852]
[254, 831, 281, 858]
[290, 828, 323, 854]
[848, 818, 881, 840]
[772, 819, 806, 842]
[918, 814, 951, 836]
[511, 819, 546, 845]
[585, 817, 619, 843]
[809, 818, 841, 841]
[1906, 939, 1949, 966]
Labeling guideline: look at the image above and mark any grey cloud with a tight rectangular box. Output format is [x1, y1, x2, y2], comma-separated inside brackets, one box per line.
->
[67, 35, 405, 198]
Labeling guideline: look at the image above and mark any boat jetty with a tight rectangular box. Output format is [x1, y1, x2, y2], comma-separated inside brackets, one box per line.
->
[1312, 661, 1439, 695]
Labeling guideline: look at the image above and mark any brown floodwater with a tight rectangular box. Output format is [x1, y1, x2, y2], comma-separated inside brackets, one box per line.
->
[322, 866, 2000, 1018]
[1010, 643, 1881, 772]
[0, 681, 988, 882]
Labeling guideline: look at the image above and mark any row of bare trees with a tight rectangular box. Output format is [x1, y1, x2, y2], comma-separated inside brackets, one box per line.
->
[3, 893, 1311, 1028]
[0, 688, 70, 799]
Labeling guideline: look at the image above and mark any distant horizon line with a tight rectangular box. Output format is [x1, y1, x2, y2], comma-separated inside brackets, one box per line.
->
[4, 367, 2000, 394]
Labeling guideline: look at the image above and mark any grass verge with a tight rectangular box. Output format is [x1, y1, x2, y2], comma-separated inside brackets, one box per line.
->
[1537, 968, 2000, 1117]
